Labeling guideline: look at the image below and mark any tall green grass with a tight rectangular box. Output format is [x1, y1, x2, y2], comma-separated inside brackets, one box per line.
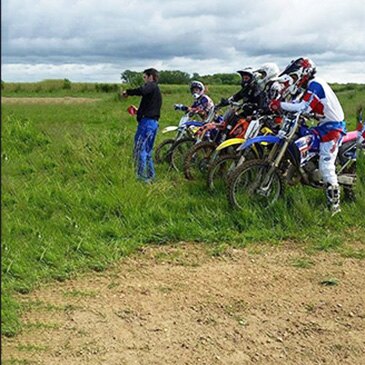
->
[1, 84, 365, 336]
[2, 79, 119, 97]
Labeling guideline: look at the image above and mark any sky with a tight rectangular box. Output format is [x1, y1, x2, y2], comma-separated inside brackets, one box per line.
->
[2, 0, 365, 83]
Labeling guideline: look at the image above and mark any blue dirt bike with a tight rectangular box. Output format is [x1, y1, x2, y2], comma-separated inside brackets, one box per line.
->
[228, 111, 358, 209]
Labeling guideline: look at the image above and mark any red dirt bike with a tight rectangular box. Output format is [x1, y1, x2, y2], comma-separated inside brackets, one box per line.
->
[183, 101, 256, 180]
[168, 107, 223, 172]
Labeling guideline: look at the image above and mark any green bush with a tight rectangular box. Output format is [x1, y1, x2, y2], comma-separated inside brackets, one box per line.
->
[63, 78, 72, 90]
[95, 83, 119, 93]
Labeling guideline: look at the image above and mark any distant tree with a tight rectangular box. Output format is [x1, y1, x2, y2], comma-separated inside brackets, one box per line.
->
[121, 69, 241, 85]
[1, 80, 4, 90]
[121, 70, 143, 86]
[158, 70, 191, 84]
[63, 78, 72, 90]
[200, 73, 240, 85]
[200, 75, 221, 85]
[215, 73, 241, 85]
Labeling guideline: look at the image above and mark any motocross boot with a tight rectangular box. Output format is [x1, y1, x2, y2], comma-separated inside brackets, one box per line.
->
[326, 183, 341, 215]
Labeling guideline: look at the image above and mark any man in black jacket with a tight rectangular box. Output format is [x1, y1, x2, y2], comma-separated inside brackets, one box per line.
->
[122, 68, 162, 182]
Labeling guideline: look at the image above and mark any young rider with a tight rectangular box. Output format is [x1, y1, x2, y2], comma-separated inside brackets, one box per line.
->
[269, 57, 346, 214]
[174, 80, 215, 121]
[219, 63, 280, 116]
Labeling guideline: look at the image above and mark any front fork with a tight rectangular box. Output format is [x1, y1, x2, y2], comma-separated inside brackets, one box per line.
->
[258, 141, 288, 194]
[236, 142, 261, 168]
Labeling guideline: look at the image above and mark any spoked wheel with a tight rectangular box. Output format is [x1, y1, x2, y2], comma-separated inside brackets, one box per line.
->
[155, 138, 175, 164]
[207, 154, 240, 192]
[228, 159, 285, 210]
[184, 141, 217, 180]
[169, 137, 196, 172]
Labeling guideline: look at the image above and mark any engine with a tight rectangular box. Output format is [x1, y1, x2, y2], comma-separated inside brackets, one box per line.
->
[303, 160, 322, 183]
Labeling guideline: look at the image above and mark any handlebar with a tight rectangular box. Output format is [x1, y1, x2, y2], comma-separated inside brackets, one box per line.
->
[215, 98, 243, 110]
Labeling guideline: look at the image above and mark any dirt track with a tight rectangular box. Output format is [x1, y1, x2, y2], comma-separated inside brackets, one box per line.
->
[2, 243, 365, 365]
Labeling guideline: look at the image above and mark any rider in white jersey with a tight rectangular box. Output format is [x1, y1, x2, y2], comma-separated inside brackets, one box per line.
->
[270, 58, 346, 214]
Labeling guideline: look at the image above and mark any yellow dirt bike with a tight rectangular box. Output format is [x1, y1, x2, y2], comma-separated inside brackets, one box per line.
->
[206, 114, 280, 191]
[183, 101, 250, 180]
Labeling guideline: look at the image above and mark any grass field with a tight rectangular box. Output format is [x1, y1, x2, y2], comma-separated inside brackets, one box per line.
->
[2, 83, 365, 337]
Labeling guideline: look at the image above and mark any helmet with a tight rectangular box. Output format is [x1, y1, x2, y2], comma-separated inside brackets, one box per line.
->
[280, 57, 316, 95]
[254, 63, 280, 91]
[190, 80, 205, 99]
[237, 68, 256, 88]
[269, 74, 295, 100]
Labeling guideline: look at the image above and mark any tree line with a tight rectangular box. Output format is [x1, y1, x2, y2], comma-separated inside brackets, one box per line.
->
[121, 70, 241, 86]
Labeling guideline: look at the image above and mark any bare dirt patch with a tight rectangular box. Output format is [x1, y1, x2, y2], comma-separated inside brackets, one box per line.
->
[2, 243, 365, 365]
[1, 97, 101, 104]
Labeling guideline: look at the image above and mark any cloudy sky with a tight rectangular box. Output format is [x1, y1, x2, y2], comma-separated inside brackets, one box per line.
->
[2, 0, 365, 83]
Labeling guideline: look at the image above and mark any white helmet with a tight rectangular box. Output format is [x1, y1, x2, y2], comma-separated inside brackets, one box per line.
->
[269, 74, 295, 100]
[190, 80, 205, 99]
[237, 68, 256, 88]
[254, 63, 280, 91]
[280, 57, 317, 95]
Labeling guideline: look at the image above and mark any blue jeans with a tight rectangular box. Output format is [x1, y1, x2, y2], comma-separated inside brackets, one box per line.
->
[134, 118, 159, 181]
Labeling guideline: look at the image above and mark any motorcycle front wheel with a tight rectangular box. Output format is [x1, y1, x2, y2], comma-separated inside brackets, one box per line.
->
[184, 141, 217, 180]
[207, 154, 240, 192]
[228, 159, 285, 210]
[155, 138, 175, 164]
[169, 137, 196, 172]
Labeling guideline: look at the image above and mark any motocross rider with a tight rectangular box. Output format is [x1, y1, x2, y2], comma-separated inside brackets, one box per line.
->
[269, 57, 346, 214]
[174, 81, 215, 121]
[219, 63, 280, 117]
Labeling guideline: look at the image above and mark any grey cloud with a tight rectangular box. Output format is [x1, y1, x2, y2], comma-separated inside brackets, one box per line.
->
[2, 0, 365, 82]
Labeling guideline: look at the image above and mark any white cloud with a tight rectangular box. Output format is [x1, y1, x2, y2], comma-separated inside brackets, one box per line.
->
[2, 0, 365, 82]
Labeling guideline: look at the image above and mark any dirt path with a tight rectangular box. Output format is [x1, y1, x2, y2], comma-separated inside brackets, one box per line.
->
[2, 243, 365, 365]
[1, 97, 101, 104]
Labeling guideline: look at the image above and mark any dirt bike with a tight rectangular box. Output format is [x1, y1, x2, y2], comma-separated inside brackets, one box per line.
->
[206, 113, 281, 191]
[155, 105, 204, 167]
[168, 107, 222, 172]
[228, 111, 358, 210]
[183, 101, 254, 181]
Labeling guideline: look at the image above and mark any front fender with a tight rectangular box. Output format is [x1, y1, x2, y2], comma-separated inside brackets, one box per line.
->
[162, 126, 178, 134]
[183, 121, 204, 128]
[237, 135, 282, 151]
[216, 138, 245, 151]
